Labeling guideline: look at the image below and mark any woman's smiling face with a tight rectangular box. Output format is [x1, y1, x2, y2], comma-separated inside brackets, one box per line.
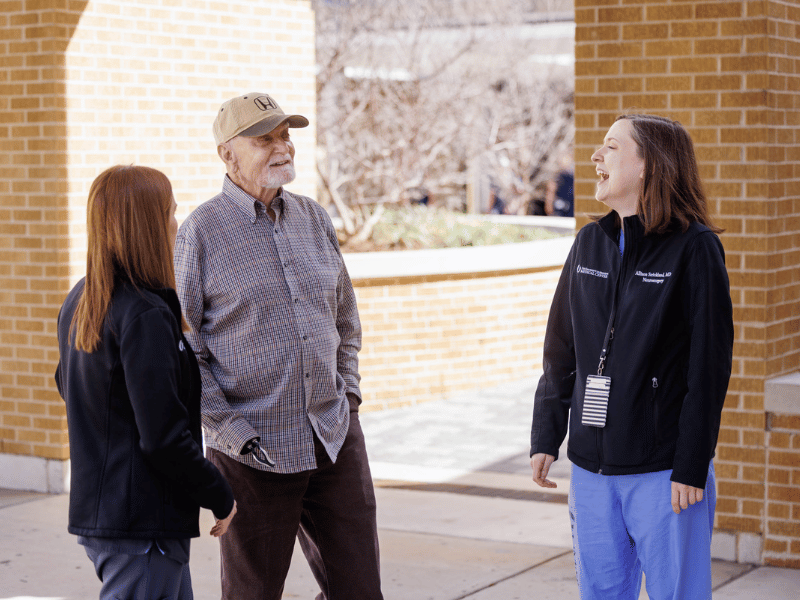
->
[591, 119, 645, 218]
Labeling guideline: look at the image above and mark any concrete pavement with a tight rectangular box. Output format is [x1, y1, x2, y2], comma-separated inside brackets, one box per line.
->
[2, 376, 798, 599]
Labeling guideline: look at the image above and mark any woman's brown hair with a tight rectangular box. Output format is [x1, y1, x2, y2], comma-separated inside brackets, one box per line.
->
[71, 165, 180, 352]
[618, 114, 722, 235]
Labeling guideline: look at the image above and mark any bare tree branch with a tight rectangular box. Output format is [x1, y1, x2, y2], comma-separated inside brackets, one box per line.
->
[314, 0, 575, 246]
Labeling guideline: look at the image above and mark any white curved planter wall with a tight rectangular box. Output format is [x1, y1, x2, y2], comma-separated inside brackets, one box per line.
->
[344, 234, 574, 410]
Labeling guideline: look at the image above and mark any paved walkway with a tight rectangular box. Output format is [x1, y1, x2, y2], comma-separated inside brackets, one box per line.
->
[2, 376, 798, 599]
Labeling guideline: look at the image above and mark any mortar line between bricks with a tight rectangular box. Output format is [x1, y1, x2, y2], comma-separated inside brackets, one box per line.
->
[451, 549, 574, 600]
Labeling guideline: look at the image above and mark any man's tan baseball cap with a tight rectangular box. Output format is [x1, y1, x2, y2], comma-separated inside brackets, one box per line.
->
[212, 93, 309, 146]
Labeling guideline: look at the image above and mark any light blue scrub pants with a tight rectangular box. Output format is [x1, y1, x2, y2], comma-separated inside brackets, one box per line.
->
[569, 462, 716, 600]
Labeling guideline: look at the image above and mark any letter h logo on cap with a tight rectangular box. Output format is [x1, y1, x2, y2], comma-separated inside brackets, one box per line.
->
[254, 96, 278, 111]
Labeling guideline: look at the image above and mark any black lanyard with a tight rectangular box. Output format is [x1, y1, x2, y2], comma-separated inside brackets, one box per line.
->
[596, 301, 617, 376]
[597, 226, 625, 376]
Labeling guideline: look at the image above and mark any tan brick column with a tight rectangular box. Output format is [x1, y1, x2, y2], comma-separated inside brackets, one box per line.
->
[0, 0, 316, 492]
[0, 0, 80, 491]
[575, 0, 800, 567]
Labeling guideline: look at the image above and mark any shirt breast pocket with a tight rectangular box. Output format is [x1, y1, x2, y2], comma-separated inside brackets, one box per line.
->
[296, 251, 341, 313]
[288, 222, 344, 315]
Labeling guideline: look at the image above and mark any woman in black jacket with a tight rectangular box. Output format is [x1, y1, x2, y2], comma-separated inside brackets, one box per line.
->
[530, 115, 733, 600]
[56, 165, 236, 599]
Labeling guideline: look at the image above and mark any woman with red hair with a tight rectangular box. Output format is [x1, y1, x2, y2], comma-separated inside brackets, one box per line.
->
[56, 165, 236, 599]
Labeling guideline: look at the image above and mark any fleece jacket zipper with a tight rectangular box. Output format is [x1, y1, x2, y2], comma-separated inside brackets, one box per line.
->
[597, 219, 631, 475]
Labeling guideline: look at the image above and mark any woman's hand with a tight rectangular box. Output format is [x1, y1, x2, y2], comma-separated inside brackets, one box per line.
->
[531, 453, 558, 488]
[671, 482, 703, 514]
[210, 500, 237, 537]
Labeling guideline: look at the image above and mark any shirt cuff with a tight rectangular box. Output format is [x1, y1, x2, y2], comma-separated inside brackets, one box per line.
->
[346, 391, 361, 413]
[214, 416, 260, 456]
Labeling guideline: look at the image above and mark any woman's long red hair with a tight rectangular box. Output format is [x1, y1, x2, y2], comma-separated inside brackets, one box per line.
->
[71, 165, 179, 352]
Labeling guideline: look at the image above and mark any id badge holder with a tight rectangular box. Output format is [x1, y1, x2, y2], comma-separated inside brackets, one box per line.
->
[582, 374, 611, 428]
[583, 296, 617, 428]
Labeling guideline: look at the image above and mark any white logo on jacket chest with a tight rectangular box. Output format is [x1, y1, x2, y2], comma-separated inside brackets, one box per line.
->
[635, 270, 672, 284]
[576, 265, 609, 279]
[179, 340, 186, 351]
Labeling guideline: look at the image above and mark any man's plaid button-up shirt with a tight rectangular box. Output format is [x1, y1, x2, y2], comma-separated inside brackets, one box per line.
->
[174, 177, 362, 473]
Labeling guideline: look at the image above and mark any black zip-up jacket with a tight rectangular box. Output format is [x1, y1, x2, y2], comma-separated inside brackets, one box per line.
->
[55, 277, 234, 539]
[531, 213, 733, 489]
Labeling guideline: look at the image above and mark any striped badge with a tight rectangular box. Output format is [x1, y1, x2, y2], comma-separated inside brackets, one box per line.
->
[582, 374, 611, 428]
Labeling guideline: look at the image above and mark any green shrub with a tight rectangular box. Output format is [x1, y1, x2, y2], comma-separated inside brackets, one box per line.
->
[349, 206, 559, 251]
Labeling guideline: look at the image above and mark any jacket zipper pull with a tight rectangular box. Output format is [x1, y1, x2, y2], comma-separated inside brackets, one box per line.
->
[652, 377, 658, 388]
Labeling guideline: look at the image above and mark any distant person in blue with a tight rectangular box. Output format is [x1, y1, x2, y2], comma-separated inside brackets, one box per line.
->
[545, 152, 574, 217]
[489, 179, 506, 214]
[530, 115, 733, 600]
[56, 165, 237, 600]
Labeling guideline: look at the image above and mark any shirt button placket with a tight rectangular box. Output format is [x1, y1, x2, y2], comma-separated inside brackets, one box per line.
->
[274, 224, 312, 409]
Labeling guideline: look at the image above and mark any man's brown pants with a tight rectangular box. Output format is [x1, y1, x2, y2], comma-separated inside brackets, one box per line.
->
[208, 413, 383, 600]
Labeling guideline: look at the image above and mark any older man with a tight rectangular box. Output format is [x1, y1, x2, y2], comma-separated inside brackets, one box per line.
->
[174, 93, 383, 600]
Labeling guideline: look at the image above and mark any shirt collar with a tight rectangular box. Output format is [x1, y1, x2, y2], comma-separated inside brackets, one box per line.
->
[222, 175, 285, 224]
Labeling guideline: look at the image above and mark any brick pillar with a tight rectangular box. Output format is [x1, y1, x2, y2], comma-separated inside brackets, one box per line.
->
[575, 0, 800, 567]
[0, 0, 316, 492]
[0, 0, 82, 492]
